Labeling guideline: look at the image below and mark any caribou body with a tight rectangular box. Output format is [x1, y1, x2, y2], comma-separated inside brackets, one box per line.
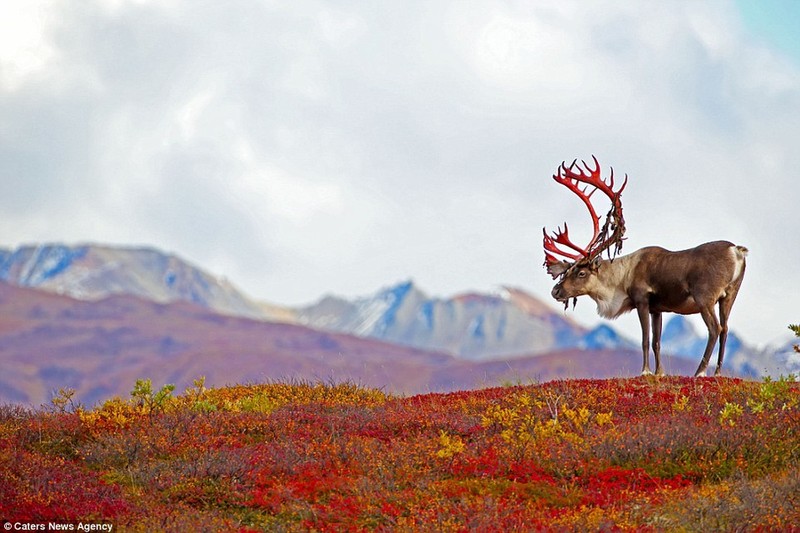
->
[543, 157, 747, 377]
[550, 241, 747, 376]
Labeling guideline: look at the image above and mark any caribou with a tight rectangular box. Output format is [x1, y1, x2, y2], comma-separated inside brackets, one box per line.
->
[542, 156, 747, 377]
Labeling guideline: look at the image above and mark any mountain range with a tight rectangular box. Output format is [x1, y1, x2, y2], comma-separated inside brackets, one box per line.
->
[0, 244, 291, 321]
[0, 243, 794, 405]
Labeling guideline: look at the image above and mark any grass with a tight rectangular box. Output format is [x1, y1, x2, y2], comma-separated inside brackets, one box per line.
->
[1, 375, 799, 531]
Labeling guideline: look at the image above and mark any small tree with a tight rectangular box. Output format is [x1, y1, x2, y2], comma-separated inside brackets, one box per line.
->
[791, 324, 800, 353]
[131, 378, 175, 417]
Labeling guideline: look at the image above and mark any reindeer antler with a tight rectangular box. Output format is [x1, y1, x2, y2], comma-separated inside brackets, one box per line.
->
[543, 155, 627, 277]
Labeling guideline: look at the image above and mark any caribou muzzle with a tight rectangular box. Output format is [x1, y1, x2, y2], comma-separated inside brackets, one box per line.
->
[551, 283, 567, 302]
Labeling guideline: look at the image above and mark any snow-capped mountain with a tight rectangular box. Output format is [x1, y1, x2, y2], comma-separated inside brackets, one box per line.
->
[731, 335, 800, 378]
[295, 280, 633, 360]
[0, 243, 289, 321]
[775, 339, 800, 373]
[581, 324, 632, 350]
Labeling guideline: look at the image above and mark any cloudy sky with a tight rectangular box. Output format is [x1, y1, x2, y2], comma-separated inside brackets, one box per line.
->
[1, 0, 798, 347]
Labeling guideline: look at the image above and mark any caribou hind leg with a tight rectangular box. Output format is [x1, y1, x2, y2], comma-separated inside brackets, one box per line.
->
[695, 305, 721, 377]
[716, 303, 729, 377]
[714, 269, 745, 376]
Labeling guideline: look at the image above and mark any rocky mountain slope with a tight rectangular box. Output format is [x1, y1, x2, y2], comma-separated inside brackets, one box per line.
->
[0, 243, 290, 321]
[294, 281, 637, 359]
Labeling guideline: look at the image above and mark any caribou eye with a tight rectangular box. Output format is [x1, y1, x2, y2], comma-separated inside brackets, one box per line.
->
[577, 270, 588, 278]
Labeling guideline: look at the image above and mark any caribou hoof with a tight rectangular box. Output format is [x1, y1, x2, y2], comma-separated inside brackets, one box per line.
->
[641, 369, 653, 376]
[694, 369, 707, 378]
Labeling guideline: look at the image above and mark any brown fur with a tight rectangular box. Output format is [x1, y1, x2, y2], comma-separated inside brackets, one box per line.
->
[551, 241, 747, 376]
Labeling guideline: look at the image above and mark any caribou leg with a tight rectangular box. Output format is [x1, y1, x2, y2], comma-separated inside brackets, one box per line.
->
[715, 270, 745, 376]
[637, 305, 652, 375]
[715, 297, 738, 376]
[651, 312, 664, 376]
[695, 305, 721, 377]
[716, 302, 730, 377]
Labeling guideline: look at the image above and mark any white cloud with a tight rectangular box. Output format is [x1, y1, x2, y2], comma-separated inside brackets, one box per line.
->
[0, 1, 59, 90]
[232, 143, 344, 224]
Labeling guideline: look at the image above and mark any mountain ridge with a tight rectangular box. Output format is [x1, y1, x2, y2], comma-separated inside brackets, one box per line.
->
[0, 243, 292, 321]
[295, 280, 601, 360]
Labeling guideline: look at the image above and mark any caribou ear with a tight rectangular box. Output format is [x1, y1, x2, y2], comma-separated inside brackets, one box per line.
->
[546, 260, 571, 279]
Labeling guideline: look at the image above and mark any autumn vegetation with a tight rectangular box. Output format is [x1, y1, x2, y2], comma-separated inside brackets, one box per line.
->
[1, 373, 799, 531]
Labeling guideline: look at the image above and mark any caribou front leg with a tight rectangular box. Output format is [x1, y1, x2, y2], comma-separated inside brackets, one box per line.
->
[651, 312, 664, 376]
[637, 304, 652, 375]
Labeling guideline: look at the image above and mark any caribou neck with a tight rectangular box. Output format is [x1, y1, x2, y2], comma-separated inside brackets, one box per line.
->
[586, 252, 641, 319]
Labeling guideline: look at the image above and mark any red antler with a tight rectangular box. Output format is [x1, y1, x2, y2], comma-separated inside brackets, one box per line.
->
[543, 155, 627, 276]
